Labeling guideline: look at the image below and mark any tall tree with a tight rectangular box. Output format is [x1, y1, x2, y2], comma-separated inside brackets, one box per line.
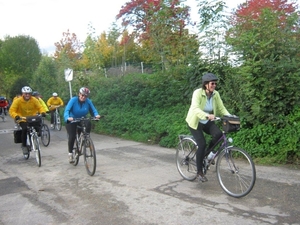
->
[117, 0, 198, 70]
[226, 0, 300, 126]
[0, 35, 41, 97]
[31, 56, 60, 99]
[53, 29, 82, 70]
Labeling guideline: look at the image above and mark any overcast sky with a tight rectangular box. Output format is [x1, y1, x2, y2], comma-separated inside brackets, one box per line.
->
[1, 0, 295, 54]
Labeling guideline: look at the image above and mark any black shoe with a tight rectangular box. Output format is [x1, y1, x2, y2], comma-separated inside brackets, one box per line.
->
[197, 173, 208, 182]
[22, 146, 28, 154]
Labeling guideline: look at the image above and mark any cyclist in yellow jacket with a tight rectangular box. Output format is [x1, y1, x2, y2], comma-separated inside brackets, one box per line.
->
[32, 91, 49, 112]
[9, 86, 46, 156]
[47, 92, 64, 128]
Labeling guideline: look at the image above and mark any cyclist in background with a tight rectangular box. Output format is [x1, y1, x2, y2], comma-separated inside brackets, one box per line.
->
[32, 91, 49, 112]
[13, 94, 21, 102]
[64, 87, 101, 163]
[0, 96, 9, 115]
[9, 86, 46, 156]
[47, 92, 64, 128]
[185, 73, 231, 182]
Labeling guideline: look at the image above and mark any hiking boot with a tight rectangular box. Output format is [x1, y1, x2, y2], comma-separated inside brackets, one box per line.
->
[50, 124, 54, 129]
[69, 153, 74, 163]
[197, 173, 208, 182]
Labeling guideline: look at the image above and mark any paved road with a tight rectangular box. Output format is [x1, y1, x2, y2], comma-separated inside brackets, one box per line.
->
[0, 115, 299, 225]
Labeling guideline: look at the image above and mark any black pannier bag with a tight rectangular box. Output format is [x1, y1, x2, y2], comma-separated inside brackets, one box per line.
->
[14, 130, 22, 143]
[222, 115, 240, 133]
[26, 116, 42, 127]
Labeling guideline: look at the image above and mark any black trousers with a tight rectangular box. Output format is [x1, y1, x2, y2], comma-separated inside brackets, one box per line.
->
[65, 120, 91, 153]
[50, 109, 59, 124]
[19, 122, 40, 147]
[188, 121, 222, 174]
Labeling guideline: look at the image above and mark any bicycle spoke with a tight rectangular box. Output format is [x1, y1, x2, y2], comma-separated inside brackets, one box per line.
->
[217, 147, 256, 198]
[32, 134, 41, 167]
[176, 138, 198, 181]
[83, 138, 96, 176]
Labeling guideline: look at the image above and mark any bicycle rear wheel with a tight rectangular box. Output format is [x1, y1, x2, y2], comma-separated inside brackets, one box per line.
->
[55, 112, 62, 131]
[176, 138, 198, 181]
[216, 147, 256, 198]
[83, 137, 96, 176]
[32, 134, 41, 167]
[40, 124, 50, 147]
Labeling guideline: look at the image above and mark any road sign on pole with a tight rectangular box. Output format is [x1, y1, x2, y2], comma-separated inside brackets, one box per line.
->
[64, 68, 73, 82]
[64, 68, 73, 99]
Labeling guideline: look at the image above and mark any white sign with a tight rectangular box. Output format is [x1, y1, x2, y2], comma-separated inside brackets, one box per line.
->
[64, 68, 73, 82]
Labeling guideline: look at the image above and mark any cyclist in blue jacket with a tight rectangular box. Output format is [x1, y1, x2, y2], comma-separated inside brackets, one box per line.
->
[64, 87, 101, 163]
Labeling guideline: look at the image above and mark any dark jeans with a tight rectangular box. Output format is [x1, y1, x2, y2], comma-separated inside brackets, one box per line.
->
[188, 121, 222, 174]
[65, 120, 91, 153]
[19, 122, 40, 147]
[0, 107, 7, 115]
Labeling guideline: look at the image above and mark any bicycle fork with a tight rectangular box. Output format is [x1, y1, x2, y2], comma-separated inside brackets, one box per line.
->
[223, 147, 238, 174]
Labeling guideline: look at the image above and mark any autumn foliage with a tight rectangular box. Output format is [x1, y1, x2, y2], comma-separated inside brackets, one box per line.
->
[231, 0, 298, 29]
[54, 29, 82, 63]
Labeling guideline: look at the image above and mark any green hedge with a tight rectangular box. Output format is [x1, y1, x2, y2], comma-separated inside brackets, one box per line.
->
[89, 73, 299, 165]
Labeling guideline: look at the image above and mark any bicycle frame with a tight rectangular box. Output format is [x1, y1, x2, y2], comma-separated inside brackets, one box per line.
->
[71, 117, 100, 176]
[176, 117, 256, 198]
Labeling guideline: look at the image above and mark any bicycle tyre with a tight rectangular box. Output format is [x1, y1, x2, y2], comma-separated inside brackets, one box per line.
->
[83, 137, 96, 176]
[24, 137, 31, 160]
[216, 147, 256, 198]
[40, 124, 50, 147]
[24, 148, 30, 160]
[72, 137, 80, 166]
[175, 138, 198, 181]
[32, 134, 41, 167]
[55, 111, 62, 131]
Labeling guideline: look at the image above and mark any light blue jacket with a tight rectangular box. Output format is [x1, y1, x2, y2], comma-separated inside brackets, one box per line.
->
[64, 96, 99, 122]
[185, 88, 230, 129]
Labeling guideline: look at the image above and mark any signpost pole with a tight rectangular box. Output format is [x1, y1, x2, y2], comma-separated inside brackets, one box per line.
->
[68, 81, 72, 99]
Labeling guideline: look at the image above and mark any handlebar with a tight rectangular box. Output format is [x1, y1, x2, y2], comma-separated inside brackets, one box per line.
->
[70, 116, 104, 123]
[49, 105, 62, 110]
[207, 115, 238, 121]
[16, 114, 43, 123]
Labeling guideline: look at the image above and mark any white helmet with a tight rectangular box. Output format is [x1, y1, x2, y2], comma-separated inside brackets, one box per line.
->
[21, 86, 32, 93]
[79, 87, 90, 96]
[53, 92, 58, 97]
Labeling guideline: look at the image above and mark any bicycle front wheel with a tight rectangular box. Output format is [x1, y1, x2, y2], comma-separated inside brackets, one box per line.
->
[40, 124, 50, 147]
[32, 134, 41, 167]
[55, 112, 62, 131]
[72, 137, 80, 166]
[83, 137, 96, 176]
[175, 138, 198, 181]
[216, 147, 256, 198]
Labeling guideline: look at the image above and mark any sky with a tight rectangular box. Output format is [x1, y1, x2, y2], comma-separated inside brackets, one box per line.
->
[0, 0, 292, 54]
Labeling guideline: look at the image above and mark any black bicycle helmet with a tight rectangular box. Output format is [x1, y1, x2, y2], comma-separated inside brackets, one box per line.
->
[32, 91, 39, 96]
[202, 73, 218, 85]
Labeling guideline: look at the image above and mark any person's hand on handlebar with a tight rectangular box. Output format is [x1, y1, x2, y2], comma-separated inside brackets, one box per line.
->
[95, 115, 101, 119]
[68, 117, 74, 122]
[206, 114, 215, 121]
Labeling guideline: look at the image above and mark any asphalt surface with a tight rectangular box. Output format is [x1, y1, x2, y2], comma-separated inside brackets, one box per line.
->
[0, 115, 299, 225]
